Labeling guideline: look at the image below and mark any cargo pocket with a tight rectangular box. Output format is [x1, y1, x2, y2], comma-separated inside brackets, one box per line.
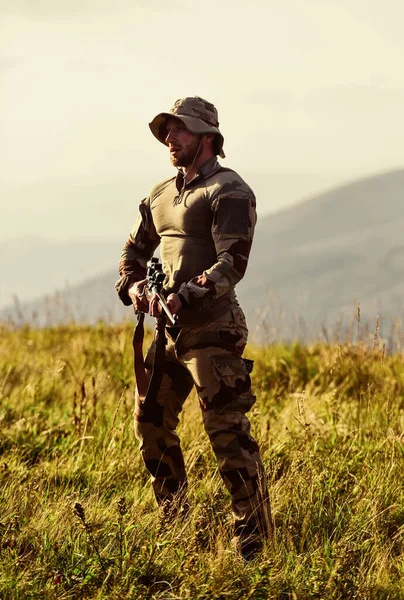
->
[216, 308, 248, 353]
[211, 354, 256, 414]
[217, 325, 244, 349]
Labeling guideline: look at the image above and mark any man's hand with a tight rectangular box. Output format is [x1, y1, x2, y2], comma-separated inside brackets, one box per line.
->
[130, 277, 182, 318]
[128, 279, 149, 313]
[167, 293, 182, 315]
[149, 292, 182, 318]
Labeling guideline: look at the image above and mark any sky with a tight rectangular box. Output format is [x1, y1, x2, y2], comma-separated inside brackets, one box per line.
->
[1, 0, 404, 241]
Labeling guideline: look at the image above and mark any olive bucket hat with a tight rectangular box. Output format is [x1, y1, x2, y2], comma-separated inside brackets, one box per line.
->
[149, 96, 225, 158]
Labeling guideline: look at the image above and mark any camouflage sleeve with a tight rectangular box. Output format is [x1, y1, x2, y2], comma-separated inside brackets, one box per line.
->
[115, 197, 160, 306]
[178, 190, 256, 306]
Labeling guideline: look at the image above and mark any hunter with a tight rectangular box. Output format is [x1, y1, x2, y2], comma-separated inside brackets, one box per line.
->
[115, 96, 272, 558]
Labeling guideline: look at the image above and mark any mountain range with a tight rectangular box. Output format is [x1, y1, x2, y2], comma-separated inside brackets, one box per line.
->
[2, 168, 404, 342]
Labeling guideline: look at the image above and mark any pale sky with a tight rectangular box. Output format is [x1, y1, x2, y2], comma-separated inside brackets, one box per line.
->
[1, 0, 404, 241]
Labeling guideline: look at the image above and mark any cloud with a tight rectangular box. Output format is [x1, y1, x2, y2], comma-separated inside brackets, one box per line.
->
[1, 0, 183, 19]
[0, 57, 20, 71]
[246, 85, 404, 115]
[305, 85, 404, 112]
[62, 58, 116, 73]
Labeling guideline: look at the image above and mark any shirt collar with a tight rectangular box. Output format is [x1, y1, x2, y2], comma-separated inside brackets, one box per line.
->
[198, 155, 221, 178]
[175, 156, 221, 191]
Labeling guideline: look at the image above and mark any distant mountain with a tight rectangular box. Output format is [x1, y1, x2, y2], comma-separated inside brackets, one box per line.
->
[0, 236, 122, 308]
[0, 177, 157, 241]
[2, 168, 404, 340]
[239, 168, 404, 338]
[0, 171, 335, 241]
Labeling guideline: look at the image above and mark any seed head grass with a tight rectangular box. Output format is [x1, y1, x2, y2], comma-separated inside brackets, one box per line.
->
[0, 322, 403, 599]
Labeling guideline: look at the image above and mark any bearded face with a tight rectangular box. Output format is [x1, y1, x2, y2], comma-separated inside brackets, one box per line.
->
[165, 118, 202, 168]
[169, 136, 201, 168]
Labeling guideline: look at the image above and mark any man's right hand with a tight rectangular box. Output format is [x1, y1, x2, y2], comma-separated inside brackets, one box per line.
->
[128, 279, 150, 313]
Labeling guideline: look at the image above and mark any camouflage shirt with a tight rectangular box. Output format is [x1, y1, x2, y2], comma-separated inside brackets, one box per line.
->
[116, 156, 257, 324]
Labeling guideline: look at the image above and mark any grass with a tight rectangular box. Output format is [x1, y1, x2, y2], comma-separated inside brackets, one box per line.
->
[0, 322, 403, 599]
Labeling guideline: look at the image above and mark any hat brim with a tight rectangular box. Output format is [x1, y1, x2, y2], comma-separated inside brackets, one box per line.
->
[149, 113, 225, 158]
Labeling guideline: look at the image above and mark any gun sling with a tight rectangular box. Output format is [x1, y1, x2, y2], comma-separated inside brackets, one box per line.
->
[132, 311, 167, 403]
[132, 258, 177, 403]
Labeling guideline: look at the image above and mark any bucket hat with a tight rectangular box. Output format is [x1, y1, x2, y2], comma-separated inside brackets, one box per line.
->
[149, 96, 225, 158]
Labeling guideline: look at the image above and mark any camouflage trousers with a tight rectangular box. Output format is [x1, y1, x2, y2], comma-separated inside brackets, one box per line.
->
[134, 306, 272, 540]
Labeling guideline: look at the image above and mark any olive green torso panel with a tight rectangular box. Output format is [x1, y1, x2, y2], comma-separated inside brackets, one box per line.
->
[116, 156, 257, 324]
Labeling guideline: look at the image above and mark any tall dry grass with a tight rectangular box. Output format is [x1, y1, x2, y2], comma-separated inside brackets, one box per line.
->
[0, 322, 403, 599]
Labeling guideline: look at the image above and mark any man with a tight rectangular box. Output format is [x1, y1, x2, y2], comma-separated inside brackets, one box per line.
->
[115, 96, 272, 557]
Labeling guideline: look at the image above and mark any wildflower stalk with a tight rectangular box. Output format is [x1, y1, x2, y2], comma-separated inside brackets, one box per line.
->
[117, 496, 127, 577]
[73, 502, 106, 575]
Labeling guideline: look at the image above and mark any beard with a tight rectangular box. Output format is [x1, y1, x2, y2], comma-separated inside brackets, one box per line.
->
[169, 136, 201, 168]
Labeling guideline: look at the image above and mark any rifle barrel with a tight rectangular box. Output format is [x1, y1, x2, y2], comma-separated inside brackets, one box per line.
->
[157, 292, 178, 325]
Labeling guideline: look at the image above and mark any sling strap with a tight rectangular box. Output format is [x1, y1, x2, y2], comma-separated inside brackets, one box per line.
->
[132, 311, 167, 402]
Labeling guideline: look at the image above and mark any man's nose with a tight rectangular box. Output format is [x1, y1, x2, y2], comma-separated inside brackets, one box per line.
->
[165, 129, 176, 144]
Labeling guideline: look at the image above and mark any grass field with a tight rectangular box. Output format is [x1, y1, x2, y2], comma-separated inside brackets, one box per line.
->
[0, 322, 403, 599]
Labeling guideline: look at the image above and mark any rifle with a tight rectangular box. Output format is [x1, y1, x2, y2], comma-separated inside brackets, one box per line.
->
[132, 257, 176, 402]
[146, 257, 178, 325]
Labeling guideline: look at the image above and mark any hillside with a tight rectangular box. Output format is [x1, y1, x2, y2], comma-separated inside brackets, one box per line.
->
[0, 236, 122, 309]
[241, 168, 404, 338]
[2, 168, 404, 340]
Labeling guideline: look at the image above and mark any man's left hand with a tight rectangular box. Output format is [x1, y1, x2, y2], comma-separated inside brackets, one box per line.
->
[167, 293, 182, 314]
[149, 293, 182, 318]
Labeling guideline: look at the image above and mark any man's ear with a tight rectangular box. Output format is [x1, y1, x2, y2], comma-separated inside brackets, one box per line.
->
[204, 133, 215, 144]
